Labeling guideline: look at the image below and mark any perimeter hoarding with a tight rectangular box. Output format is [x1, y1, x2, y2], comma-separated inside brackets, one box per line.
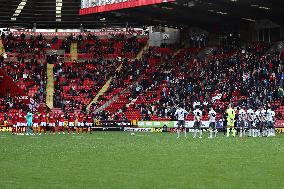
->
[80, 0, 175, 15]
[137, 120, 284, 129]
[137, 121, 211, 128]
[12, 31, 144, 37]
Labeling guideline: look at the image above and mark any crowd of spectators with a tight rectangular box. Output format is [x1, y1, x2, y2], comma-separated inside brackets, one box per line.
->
[53, 57, 121, 111]
[0, 58, 47, 103]
[77, 33, 147, 59]
[0, 32, 147, 114]
[100, 42, 283, 121]
[91, 57, 149, 109]
[1, 33, 48, 54]
[1, 33, 48, 112]
[92, 45, 177, 120]
[1, 32, 74, 54]
[0, 32, 283, 122]
[52, 34, 147, 112]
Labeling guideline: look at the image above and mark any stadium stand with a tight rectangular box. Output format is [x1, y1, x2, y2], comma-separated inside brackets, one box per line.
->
[0, 32, 283, 123]
[97, 42, 283, 121]
[53, 34, 148, 111]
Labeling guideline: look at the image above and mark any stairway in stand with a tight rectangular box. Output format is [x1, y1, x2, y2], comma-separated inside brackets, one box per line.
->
[133, 42, 149, 61]
[86, 64, 123, 111]
[46, 63, 54, 109]
[70, 42, 78, 60]
[0, 39, 5, 56]
[87, 43, 149, 113]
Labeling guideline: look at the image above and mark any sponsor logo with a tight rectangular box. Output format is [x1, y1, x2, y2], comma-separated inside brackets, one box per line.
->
[276, 128, 284, 133]
[124, 127, 152, 132]
[18, 96, 29, 100]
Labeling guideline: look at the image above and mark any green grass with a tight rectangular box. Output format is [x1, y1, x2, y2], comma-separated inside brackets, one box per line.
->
[0, 132, 284, 189]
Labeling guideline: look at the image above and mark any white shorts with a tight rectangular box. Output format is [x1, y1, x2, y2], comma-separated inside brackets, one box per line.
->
[17, 122, 21, 127]
[21, 122, 27, 127]
[33, 123, 39, 127]
[86, 123, 93, 127]
[78, 122, 84, 127]
[59, 122, 64, 127]
[69, 122, 74, 127]
[49, 123, 55, 127]
[41, 122, 47, 127]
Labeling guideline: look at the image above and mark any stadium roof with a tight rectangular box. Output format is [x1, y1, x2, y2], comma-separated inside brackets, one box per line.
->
[0, 0, 283, 30]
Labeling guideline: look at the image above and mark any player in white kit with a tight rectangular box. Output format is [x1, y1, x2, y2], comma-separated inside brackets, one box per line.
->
[266, 107, 275, 137]
[260, 106, 268, 137]
[208, 107, 217, 138]
[254, 107, 261, 137]
[247, 107, 255, 137]
[193, 106, 203, 138]
[238, 106, 247, 137]
[174, 104, 189, 138]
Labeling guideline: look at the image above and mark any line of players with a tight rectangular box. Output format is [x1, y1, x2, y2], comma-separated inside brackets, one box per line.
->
[8, 110, 94, 135]
[174, 104, 276, 139]
[6, 104, 276, 137]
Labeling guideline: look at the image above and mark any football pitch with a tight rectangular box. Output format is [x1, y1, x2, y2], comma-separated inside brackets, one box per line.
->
[0, 132, 284, 189]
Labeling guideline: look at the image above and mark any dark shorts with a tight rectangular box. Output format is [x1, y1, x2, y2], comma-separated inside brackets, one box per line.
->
[177, 120, 185, 128]
[260, 121, 267, 129]
[193, 121, 201, 129]
[248, 121, 254, 128]
[209, 122, 216, 129]
[267, 121, 274, 128]
[239, 121, 246, 128]
[254, 121, 260, 129]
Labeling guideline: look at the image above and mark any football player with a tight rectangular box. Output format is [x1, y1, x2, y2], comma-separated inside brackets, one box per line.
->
[247, 107, 255, 137]
[77, 111, 85, 134]
[193, 106, 203, 138]
[267, 106, 276, 137]
[208, 107, 217, 138]
[68, 111, 76, 134]
[238, 106, 247, 137]
[226, 104, 236, 137]
[86, 113, 93, 134]
[174, 104, 189, 138]
[39, 111, 47, 135]
[57, 112, 65, 134]
[26, 111, 33, 135]
[48, 112, 56, 134]
[33, 113, 40, 135]
[261, 106, 268, 137]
